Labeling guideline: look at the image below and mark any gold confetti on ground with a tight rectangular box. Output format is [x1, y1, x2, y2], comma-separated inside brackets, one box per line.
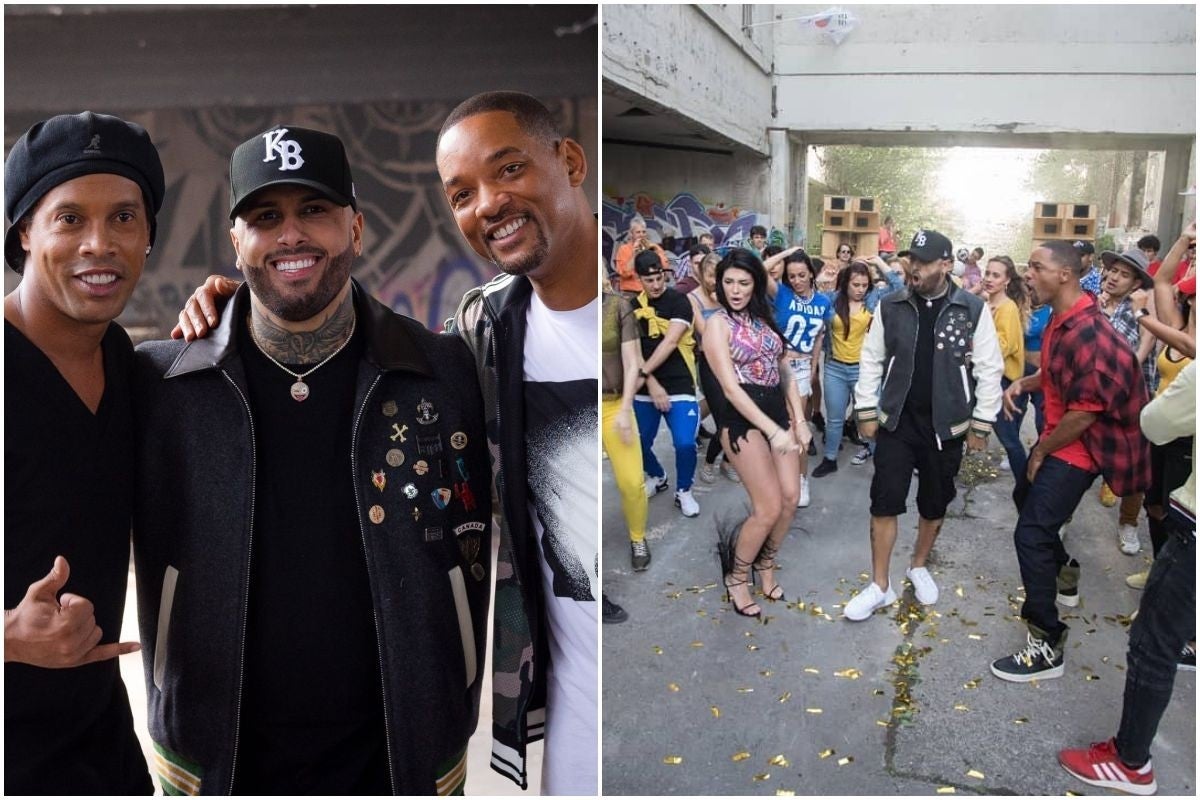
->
[662, 755, 682, 765]
[737, 687, 755, 693]
[834, 668, 862, 679]
[953, 704, 970, 712]
[710, 706, 721, 718]
[1085, 674, 1100, 681]
[936, 787, 955, 794]
[805, 708, 823, 714]
[1013, 717, 1029, 724]
[768, 755, 790, 767]
[775, 790, 795, 797]
[876, 720, 890, 727]
[731, 751, 751, 762]
[872, 689, 885, 696]
[666, 591, 682, 600]
[818, 749, 835, 759]
[963, 679, 981, 689]
[794, 601, 807, 611]
[667, 683, 680, 692]
[837, 756, 853, 766]
[778, 692, 792, 703]
[652, 646, 663, 655]
[760, 669, 774, 677]
[804, 667, 820, 675]
[967, 634, 984, 640]
[747, 644, 759, 652]
[752, 773, 770, 782]
[691, 641, 704, 648]
[955, 585, 965, 598]
[966, 769, 985, 780]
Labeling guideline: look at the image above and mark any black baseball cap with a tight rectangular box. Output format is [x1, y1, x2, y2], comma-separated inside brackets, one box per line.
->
[228, 125, 356, 220]
[633, 250, 665, 276]
[4, 111, 165, 273]
[1073, 240, 1095, 255]
[907, 229, 953, 263]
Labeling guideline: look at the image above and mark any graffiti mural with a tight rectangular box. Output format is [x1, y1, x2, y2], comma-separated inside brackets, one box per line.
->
[7, 97, 589, 338]
[602, 191, 784, 268]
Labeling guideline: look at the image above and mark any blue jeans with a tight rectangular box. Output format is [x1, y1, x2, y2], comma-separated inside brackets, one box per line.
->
[634, 397, 699, 491]
[1115, 521, 1195, 767]
[822, 359, 860, 462]
[994, 376, 1029, 478]
[1012, 455, 1097, 644]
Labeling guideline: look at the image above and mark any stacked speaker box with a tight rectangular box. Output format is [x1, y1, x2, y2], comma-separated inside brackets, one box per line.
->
[821, 195, 880, 258]
[1033, 202, 1097, 248]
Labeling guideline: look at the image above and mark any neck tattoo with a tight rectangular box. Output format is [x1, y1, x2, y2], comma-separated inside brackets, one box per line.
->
[248, 294, 356, 402]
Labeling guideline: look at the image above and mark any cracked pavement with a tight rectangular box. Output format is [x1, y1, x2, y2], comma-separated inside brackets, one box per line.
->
[601, 425, 1195, 795]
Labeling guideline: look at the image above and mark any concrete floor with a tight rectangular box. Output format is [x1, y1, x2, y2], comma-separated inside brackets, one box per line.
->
[117, 533, 541, 795]
[602, 418, 1195, 796]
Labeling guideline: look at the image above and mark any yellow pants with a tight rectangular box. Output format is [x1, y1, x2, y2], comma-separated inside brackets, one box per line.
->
[602, 397, 647, 543]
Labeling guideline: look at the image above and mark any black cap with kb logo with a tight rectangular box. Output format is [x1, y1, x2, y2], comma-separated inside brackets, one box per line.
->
[228, 125, 357, 219]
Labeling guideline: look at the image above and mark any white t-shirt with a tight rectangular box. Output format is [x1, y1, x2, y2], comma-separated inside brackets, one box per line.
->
[523, 292, 598, 796]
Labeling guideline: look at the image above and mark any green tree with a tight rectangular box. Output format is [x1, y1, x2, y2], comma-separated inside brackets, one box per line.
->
[809, 145, 953, 247]
[1024, 149, 1130, 224]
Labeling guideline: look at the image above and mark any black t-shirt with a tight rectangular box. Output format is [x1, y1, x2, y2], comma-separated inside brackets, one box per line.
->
[636, 288, 695, 396]
[902, 293, 949, 419]
[232, 325, 391, 795]
[4, 321, 152, 795]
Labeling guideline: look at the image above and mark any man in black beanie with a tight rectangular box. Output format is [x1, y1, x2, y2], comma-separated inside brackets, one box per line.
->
[4, 111, 164, 794]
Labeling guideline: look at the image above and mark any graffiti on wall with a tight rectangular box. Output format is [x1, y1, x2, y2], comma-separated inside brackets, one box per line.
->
[602, 191, 784, 267]
[7, 97, 586, 337]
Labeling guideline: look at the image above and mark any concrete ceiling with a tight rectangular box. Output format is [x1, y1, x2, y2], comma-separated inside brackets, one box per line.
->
[603, 82, 741, 155]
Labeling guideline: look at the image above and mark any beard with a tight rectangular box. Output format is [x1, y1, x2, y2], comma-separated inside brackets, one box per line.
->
[242, 239, 355, 322]
[485, 220, 550, 277]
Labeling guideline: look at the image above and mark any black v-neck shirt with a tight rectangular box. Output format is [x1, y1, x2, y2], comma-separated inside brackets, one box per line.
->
[4, 320, 151, 794]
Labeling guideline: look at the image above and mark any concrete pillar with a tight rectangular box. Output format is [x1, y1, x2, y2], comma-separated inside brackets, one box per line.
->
[768, 128, 790, 239]
[1157, 138, 1195, 242]
[790, 133, 808, 248]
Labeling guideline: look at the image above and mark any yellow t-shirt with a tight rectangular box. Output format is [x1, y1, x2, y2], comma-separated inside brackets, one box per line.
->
[1156, 347, 1192, 397]
[990, 298, 1026, 382]
[829, 305, 872, 363]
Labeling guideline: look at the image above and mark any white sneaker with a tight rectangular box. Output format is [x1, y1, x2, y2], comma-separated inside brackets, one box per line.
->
[843, 581, 897, 621]
[797, 476, 810, 508]
[1118, 524, 1141, 555]
[698, 462, 718, 484]
[675, 489, 700, 518]
[722, 461, 741, 483]
[645, 475, 668, 498]
[906, 566, 939, 605]
[851, 446, 872, 466]
[998, 456, 1011, 471]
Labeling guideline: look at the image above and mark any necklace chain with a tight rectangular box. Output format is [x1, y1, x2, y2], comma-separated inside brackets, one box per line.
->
[249, 313, 356, 401]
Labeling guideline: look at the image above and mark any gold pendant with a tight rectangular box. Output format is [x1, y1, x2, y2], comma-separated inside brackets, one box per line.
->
[290, 380, 310, 402]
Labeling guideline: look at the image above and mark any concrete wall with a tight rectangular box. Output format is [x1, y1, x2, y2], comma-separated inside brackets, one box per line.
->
[602, 3, 773, 154]
[772, 4, 1196, 137]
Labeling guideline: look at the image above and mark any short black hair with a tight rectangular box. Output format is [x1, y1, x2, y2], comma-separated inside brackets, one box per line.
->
[761, 245, 783, 259]
[438, 90, 561, 146]
[1137, 234, 1161, 252]
[1040, 239, 1084, 276]
[688, 243, 711, 258]
[750, 225, 767, 238]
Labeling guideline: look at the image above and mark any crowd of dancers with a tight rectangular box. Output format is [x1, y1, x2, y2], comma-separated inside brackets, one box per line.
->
[603, 219, 1196, 796]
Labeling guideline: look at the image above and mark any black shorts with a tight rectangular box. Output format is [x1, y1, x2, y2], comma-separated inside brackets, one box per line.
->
[870, 412, 964, 519]
[721, 383, 789, 455]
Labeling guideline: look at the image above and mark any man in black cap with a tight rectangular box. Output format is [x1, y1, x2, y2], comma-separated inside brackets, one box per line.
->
[846, 229, 1003, 622]
[4, 111, 162, 794]
[131, 125, 493, 795]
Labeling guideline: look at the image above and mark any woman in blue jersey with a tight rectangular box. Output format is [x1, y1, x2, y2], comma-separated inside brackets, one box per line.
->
[771, 249, 832, 508]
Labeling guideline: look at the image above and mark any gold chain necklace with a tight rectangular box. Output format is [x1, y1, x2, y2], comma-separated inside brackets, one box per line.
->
[249, 314, 357, 402]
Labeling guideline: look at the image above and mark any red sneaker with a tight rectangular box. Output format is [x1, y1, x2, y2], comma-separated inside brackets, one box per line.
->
[1058, 738, 1156, 795]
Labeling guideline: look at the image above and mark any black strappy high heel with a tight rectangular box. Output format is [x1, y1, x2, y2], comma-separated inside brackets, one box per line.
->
[753, 542, 785, 602]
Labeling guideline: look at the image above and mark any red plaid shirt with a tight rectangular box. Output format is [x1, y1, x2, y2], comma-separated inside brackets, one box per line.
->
[1041, 294, 1151, 496]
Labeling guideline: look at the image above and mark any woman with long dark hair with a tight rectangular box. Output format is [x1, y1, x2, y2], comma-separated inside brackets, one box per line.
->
[706, 249, 809, 618]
